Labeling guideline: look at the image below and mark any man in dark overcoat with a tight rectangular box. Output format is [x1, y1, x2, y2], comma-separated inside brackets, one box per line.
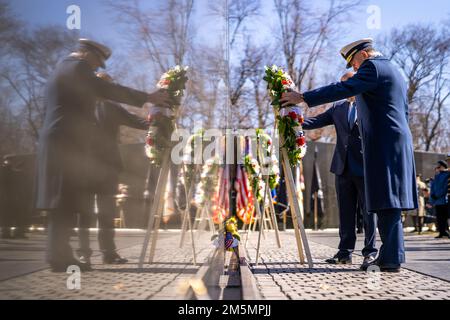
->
[77, 72, 150, 265]
[36, 38, 171, 271]
[281, 38, 418, 272]
[302, 72, 377, 267]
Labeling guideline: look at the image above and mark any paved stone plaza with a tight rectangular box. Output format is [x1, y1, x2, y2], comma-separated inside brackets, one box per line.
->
[0, 230, 216, 300]
[244, 231, 450, 300]
[0, 229, 449, 300]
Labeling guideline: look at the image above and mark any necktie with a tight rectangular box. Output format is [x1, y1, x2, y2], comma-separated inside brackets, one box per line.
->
[348, 102, 357, 129]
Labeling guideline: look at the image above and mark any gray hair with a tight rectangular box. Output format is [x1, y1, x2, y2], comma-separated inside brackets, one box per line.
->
[362, 47, 383, 57]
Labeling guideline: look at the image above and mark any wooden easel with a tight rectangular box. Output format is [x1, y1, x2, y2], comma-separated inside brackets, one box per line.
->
[241, 135, 282, 263]
[193, 200, 215, 238]
[251, 108, 314, 268]
[139, 148, 198, 267]
[178, 164, 198, 264]
[253, 142, 282, 265]
[279, 130, 313, 267]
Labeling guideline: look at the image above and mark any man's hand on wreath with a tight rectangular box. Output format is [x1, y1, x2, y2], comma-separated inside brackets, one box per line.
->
[280, 91, 304, 108]
[148, 89, 173, 108]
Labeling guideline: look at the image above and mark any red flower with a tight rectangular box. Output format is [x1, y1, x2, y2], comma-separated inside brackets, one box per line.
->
[296, 136, 306, 146]
[146, 136, 154, 146]
[267, 139, 272, 146]
[297, 114, 304, 124]
[281, 79, 291, 85]
[288, 112, 297, 120]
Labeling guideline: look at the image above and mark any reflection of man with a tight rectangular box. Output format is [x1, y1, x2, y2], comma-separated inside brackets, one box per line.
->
[77, 72, 150, 265]
[302, 72, 377, 268]
[36, 38, 171, 272]
[281, 38, 418, 272]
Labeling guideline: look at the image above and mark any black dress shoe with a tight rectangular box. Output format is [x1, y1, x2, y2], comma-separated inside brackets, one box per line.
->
[78, 255, 91, 265]
[361, 259, 401, 273]
[50, 258, 92, 272]
[103, 253, 128, 264]
[325, 253, 352, 264]
[379, 265, 401, 273]
[360, 258, 379, 271]
[360, 255, 377, 270]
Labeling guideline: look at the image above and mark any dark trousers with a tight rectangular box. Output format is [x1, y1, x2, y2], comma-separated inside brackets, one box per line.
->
[356, 203, 364, 233]
[435, 204, 449, 236]
[376, 209, 405, 266]
[46, 210, 76, 264]
[335, 172, 377, 257]
[78, 194, 117, 257]
[412, 215, 424, 233]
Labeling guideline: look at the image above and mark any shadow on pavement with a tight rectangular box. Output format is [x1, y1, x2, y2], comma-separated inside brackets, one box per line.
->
[97, 267, 198, 274]
[252, 267, 358, 274]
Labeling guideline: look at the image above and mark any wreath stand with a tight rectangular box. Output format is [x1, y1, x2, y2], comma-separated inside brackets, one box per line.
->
[253, 110, 313, 268]
[138, 149, 198, 268]
[242, 136, 282, 260]
[192, 199, 215, 239]
[177, 164, 200, 262]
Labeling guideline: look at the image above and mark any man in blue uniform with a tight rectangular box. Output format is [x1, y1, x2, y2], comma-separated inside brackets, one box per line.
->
[302, 72, 377, 267]
[281, 38, 418, 272]
[36, 39, 172, 272]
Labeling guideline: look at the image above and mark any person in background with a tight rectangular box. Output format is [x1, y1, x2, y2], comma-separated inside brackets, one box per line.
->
[411, 174, 427, 234]
[423, 186, 435, 232]
[430, 160, 450, 238]
[447, 154, 450, 220]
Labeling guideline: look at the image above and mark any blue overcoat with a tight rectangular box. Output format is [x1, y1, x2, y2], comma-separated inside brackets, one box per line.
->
[303, 56, 418, 212]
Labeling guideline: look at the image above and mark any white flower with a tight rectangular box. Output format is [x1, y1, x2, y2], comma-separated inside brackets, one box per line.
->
[250, 158, 260, 174]
[299, 145, 307, 159]
[282, 82, 296, 90]
[274, 174, 280, 183]
[271, 154, 279, 164]
[271, 165, 280, 175]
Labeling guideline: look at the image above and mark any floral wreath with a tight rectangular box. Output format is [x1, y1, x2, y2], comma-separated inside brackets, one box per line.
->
[194, 156, 220, 207]
[244, 154, 265, 202]
[243, 129, 281, 203]
[263, 65, 307, 166]
[211, 216, 240, 252]
[180, 129, 205, 189]
[145, 65, 189, 164]
[256, 129, 280, 190]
